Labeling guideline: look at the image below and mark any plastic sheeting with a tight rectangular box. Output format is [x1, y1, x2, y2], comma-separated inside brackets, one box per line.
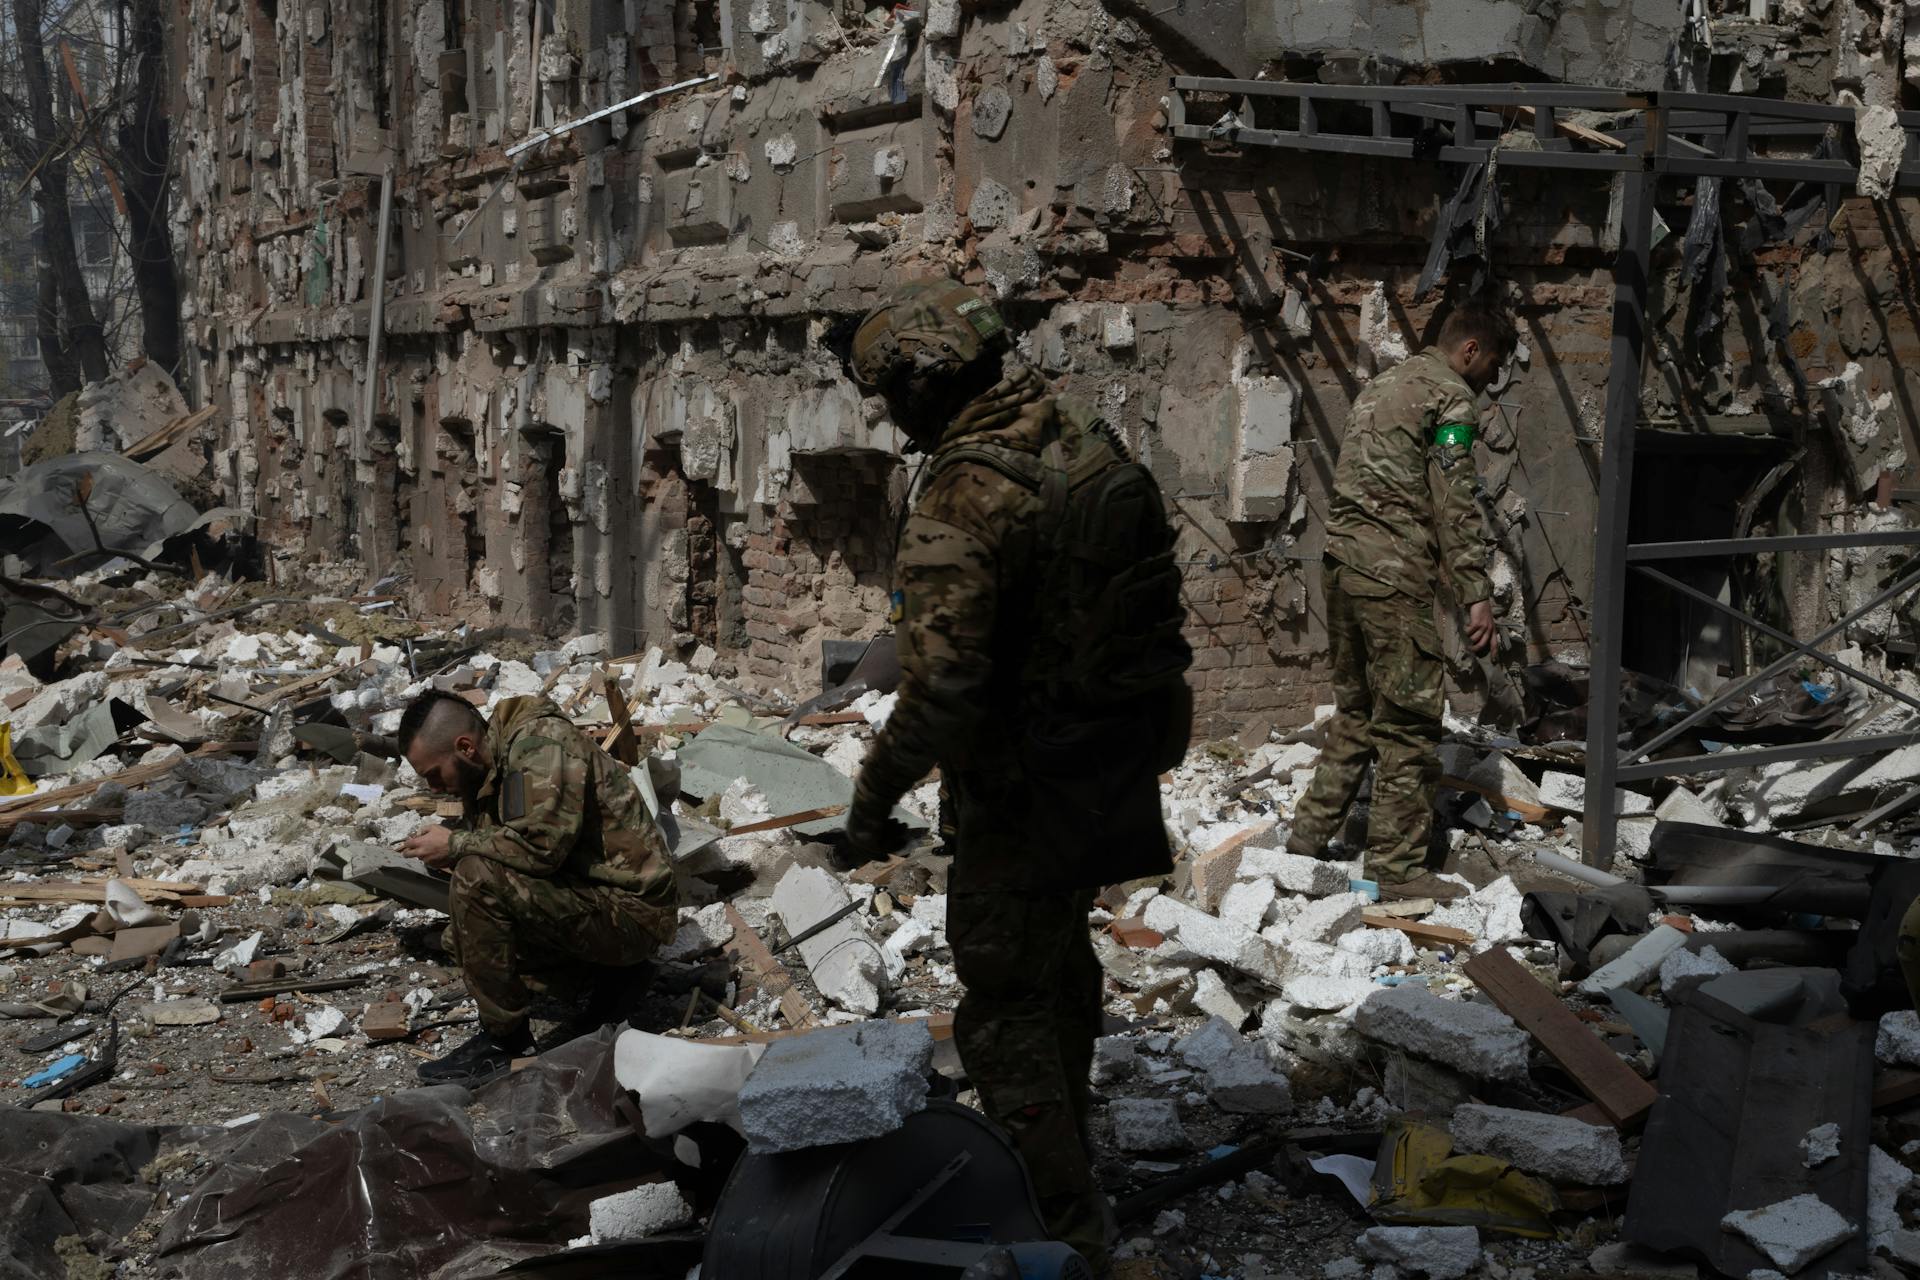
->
[0, 1028, 664, 1280]
[0, 452, 198, 576]
[1367, 1120, 1559, 1239]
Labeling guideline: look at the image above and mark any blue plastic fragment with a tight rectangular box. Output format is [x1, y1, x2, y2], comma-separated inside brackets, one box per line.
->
[1205, 1143, 1240, 1161]
[1349, 878, 1380, 902]
[23, 1053, 87, 1089]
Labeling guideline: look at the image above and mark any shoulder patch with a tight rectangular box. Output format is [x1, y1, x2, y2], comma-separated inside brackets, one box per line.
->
[1433, 422, 1475, 449]
[953, 296, 1006, 341]
[502, 771, 528, 821]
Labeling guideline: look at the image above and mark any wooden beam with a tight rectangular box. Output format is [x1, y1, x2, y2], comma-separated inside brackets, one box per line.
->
[722, 903, 815, 1030]
[1463, 946, 1657, 1130]
[1361, 914, 1474, 946]
[724, 805, 846, 836]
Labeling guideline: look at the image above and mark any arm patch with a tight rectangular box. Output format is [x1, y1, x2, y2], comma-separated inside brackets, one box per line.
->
[502, 771, 528, 822]
[1433, 422, 1475, 449]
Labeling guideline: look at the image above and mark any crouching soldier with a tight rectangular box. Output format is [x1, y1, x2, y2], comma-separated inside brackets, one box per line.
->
[396, 689, 680, 1084]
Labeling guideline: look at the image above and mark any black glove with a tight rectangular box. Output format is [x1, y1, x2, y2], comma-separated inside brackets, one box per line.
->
[843, 799, 911, 864]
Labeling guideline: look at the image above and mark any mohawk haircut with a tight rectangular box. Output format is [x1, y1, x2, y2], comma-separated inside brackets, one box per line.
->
[1436, 298, 1518, 359]
[397, 689, 486, 755]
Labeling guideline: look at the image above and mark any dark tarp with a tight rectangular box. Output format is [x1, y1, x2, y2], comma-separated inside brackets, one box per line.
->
[0, 1110, 172, 1280]
[1841, 858, 1920, 1019]
[1520, 884, 1655, 971]
[1624, 976, 1874, 1279]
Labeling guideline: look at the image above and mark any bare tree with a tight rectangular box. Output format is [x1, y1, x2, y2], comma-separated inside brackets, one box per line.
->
[115, 0, 178, 376]
[9, 0, 109, 385]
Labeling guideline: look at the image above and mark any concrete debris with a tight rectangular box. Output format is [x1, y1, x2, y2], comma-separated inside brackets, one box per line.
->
[1658, 943, 1735, 1000]
[1879, 1010, 1920, 1066]
[1336, 926, 1417, 969]
[736, 1019, 932, 1153]
[1281, 892, 1370, 947]
[1578, 924, 1691, 998]
[1192, 968, 1254, 1027]
[1799, 1122, 1841, 1168]
[1144, 894, 1287, 987]
[770, 864, 884, 1015]
[1868, 1145, 1913, 1248]
[1448, 1103, 1630, 1184]
[1352, 985, 1530, 1081]
[1240, 847, 1351, 897]
[1719, 1194, 1856, 1274]
[587, 1181, 695, 1242]
[1536, 771, 1651, 816]
[1092, 1035, 1138, 1084]
[1354, 1225, 1481, 1279]
[1359, 281, 1410, 374]
[1108, 1097, 1190, 1151]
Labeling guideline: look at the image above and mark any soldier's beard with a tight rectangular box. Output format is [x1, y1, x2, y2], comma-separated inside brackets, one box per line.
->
[450, 753, 487, 803]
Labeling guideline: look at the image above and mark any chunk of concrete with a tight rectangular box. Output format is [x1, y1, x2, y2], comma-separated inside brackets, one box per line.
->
[771, 864, 883, 1016]
[1282, 975, 1376, 1013]
[1354, 1225, 1480, 1279]
[1383, 1051, 1474, 1117]
[1283, 892, 1370, 946]
[1207, 1045, 1293, 1114]
[1578, 924, 1690, 998]
[737, 1020, 932, 1153]
[1240, 847, 1349, 897]
[1144, 894, 1286, 987]
[1219, 878, 1278, 932]
[588, 1181, 694, 1242]
[660, 901, 736, 962]
[1336, 926, 1416, 968]
[1176, 1016, 1247, 1072]
[1879, 1010, 1920, 1066]
[1537, 771, 1652, 815]
[1192, 969, 1253, 1027]
[1799, 1122, 1841, 1168]
[1659, 943, 1734, 1000]
[1449, 1103, 1628, 1184]
[1719, 1193, 1855, 1273]
[1353, 986, 1529, 1082]
[1108, 1097, 1189, 1151]
[1869, 1145, 1913, 1248]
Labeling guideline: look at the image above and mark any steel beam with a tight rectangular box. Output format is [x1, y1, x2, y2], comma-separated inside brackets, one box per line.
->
[1614, 732, 1920, 783]
[1626, 530, 1920, 560]
[1582, 165, 1656, 870]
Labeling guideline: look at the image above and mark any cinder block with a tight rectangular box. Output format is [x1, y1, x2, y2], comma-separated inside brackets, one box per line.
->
[737, 1020, 932, 1153]
[1352, 985, 1529, 1081]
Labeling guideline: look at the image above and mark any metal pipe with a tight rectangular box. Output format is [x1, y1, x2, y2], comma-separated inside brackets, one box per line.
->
[1531, 847, 1626, 887]
[357, 167, 394, 471]
[505, 73, 720, 158]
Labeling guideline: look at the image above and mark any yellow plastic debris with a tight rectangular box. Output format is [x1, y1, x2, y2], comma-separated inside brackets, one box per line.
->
[1370, 1119, 1561, 1239]
[0, 723, 31, 796]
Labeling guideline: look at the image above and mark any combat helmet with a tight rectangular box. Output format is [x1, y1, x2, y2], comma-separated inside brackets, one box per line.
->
[847, 279, 1011, 404]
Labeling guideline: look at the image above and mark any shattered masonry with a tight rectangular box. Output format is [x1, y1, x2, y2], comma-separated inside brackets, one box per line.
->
[164, 0, 1920, 731]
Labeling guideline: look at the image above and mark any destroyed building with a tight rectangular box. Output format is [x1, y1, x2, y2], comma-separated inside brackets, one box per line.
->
[160, 0, 1920, 734]
[5, 0, 1920, 1278]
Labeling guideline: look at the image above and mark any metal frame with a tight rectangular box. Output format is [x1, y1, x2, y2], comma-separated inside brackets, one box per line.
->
[1167, 79, 1920, 865]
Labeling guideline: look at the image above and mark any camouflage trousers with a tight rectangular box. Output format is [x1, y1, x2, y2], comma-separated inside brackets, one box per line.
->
[1291, 560, 1445, 885]
[448, 854, 675, 1036]
[949, 886, 1112, 1268]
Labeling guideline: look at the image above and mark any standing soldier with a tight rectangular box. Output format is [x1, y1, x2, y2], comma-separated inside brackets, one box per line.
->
[837, 279, 1192, 1273]
[1286, 299, 1516, 902]
[396, 690, 681, 1084]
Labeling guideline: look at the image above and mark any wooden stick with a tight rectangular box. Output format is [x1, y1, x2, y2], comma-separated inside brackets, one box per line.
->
[724, 805, 846, 836]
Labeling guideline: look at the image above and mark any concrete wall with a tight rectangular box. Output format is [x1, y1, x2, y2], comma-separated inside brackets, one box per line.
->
[166, 0, 1920, 731]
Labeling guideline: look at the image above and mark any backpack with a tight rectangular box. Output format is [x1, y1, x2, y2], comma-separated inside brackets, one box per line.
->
[927, 405, 1194, 777]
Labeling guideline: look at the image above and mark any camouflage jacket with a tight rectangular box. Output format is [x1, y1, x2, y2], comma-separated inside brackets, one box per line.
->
[1323, 348, 1494, 605]
[854, 364, 1174, 888]
[449, 696, 678, 908]
[856, 364, 1074, 814]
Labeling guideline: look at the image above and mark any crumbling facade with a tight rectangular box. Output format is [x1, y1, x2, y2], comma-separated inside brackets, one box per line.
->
[166, 0, 1920, 727]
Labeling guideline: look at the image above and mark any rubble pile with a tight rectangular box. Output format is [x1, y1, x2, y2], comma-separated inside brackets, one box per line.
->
[1, 586, 1918, 1278]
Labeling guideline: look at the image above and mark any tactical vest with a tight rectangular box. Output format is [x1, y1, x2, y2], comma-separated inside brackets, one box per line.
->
[925, 408, 1194, 776]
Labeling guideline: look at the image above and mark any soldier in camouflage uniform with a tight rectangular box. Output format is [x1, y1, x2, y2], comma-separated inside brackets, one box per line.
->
[839, 280, 1181, 1274]
[1287, 300, 1516, 902]
[397, 689, 680, 1083]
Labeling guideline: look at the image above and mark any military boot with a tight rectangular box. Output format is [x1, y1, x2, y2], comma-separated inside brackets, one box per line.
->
[417, 1023, 534, 1086]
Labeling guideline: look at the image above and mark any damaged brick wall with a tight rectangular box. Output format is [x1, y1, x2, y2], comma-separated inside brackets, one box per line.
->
[166, 0, 1920, 731]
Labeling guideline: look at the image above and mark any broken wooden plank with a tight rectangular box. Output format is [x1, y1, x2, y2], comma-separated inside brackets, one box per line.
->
[601, 667, 640, 766]
[724, 805, 847, 837]
[217, 976, 366, 1004]
[721, 902, 815, 1031]
[1463, 946, 1657, 1130]
[1361, 914, 1474, 946]
[1873, 1068, 1920, 1111]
